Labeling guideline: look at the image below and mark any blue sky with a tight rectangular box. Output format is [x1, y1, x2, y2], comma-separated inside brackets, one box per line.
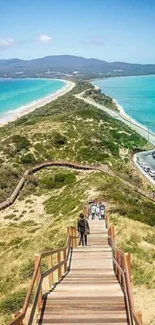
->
[0, 0, 155, 63]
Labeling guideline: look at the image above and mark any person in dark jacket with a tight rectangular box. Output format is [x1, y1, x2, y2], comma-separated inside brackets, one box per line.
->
[77, 213, 90, 246]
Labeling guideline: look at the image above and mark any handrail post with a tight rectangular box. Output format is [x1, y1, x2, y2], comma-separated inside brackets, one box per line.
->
[76, 227, 79, 246]
[136, 311, 142, 325]
[47, 255, 53, 289]
[73, 228, 76, 247]
[72, 228, 75, 247]
[126, 253, 131, 282]
[58, 251, 61, 280]
[63, 249, 67, 273]
[14, 312, 24, 325]
[111, 225, 115, 244]
[71, 227, 73, 248]
[34, 254, 42, 311]
[105, 211, 109, 228]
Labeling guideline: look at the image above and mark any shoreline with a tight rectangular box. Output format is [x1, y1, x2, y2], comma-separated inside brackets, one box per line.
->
[81, 84, 155, 145]
[112, 97, 155, 143]
[91, 79, 155, 143]
[90, 73, 155, 82]
[112, 97, 149, 131]
[0, 79, 75, 127]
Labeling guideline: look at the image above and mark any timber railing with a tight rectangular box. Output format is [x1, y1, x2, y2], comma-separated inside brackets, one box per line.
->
[9, 226, 78, 325]
[105, 213, 143, 325]
[0, 160, 155, 212]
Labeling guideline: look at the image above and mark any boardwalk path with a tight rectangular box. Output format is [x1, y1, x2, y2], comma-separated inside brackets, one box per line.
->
[38, 220, 128, 325]
[0, 160, 155, 212]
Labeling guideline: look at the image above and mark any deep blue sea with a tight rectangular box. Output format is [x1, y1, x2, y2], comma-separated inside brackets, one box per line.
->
[92, 75, 155, 132]
[0, 78, 65, 121]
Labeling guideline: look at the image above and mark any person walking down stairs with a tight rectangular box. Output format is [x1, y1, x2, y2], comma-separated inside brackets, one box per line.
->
[77, 213, 90, 246]
[90, 203, 96, 220]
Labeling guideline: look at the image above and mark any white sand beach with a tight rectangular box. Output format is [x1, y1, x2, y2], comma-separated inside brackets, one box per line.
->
[0, 79, 75, 127]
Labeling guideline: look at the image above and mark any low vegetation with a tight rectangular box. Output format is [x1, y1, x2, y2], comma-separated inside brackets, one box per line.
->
[0, 81, 154, 324]
[84, 87, 119, 111]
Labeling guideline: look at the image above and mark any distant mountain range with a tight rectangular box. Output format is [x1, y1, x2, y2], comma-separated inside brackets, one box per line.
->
[0, 55, 155, 79]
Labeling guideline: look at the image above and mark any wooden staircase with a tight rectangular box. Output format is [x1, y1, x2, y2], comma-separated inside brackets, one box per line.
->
[38, 220, 128, 325]
[9, 218, 142, 325]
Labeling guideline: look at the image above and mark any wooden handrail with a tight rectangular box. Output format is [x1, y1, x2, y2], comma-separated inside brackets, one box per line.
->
[83, 206, 142, 325]
[8, 225, 79, 325]
[1, 160, 155, 213]
[40, 246, 66, 258]
[106, 215, 143, 325]
[8, 208, 142, 325]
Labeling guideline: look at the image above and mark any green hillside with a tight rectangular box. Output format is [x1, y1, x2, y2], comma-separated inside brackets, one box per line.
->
[0, 82, 155, 325]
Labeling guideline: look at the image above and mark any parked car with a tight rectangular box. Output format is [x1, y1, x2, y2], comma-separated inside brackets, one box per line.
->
[143, 166, 150, 172]
[152, 151, 155, 159]
[149, 170, 155, 178]
[138, 159, 144, 165]
[139, 161, 146, 167]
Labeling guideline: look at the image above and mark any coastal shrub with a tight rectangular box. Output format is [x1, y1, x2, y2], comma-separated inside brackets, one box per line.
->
[14, 116, 28, 125]
[52, 132, 67, 147]
[10, 134, 31, 152]
[0, 167, 19, 192]
[0, 288, 29, 314]
[19, 220, 37, 227]
[9, 237, 23, 246]
[4, 214, 16, 220]
[13, 217, 20, 221]
[40, 172, 76, 189]
[24, 118, 39, 125]
[0, 273, 17, 296]
[39, 175, 55, 189]
[34, 142, 46, 154]
[103, 140, 119, 157]
[78, 147, 109, 163]
[20, 153, 36, 165]
[132, 261, 153, 288]
[76, 107, 103, 121]
[19, 260, 34, 280]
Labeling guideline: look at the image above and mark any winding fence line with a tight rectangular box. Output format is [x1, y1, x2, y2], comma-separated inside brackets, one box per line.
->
[0, 160, 154, 211]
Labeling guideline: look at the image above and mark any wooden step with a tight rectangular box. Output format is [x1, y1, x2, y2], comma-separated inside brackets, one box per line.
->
[38, 317, 127, 324]
[45, 303, 126, 311]
[46, 296, 125, 302]
[38, 220, 128, 325]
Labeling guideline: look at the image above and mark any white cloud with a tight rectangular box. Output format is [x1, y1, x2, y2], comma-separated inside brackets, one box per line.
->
[36, 34, 52, 43]
[0, 37, 15, 47]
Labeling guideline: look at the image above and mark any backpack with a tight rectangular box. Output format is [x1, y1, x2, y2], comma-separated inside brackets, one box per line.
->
[91, 205, 96, 213]
[84, 219, 90, 235]
[100, 206, 105, 215]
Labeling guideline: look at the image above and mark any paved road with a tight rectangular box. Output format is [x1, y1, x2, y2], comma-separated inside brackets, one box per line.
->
[76, 90, 155, 185]
[134, 150, 155, 185]
[137, 150, 155, 170]
[75, 92, 155, 146]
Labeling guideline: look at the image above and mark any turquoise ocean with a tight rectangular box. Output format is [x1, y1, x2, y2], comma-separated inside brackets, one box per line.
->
[0, 78, 65, 121]
[92, 75, 155, 132]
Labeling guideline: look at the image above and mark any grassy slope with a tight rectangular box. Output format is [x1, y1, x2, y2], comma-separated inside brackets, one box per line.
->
[0, 82, 155, 324]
